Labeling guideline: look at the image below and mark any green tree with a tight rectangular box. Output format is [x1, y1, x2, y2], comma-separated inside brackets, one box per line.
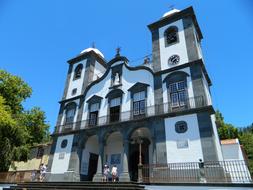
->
[216, 110, 239, 140]
[0, 70, 50, 171]
[0, 96, 27, 171]
[18, 107, 50, 145]
[0, 70, 32, 114]
[239, 132, 253, 176]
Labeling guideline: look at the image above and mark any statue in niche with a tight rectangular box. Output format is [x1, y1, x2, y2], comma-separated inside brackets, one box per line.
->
[113, 73, 120, 86]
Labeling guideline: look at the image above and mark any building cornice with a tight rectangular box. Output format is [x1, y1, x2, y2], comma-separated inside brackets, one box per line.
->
[148, 6, 203, 40]
[155, 59, 212, 86]
[67, 50, 107, 68]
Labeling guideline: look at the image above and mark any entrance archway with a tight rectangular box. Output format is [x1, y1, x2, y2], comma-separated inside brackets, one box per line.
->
[81, 135, 99, 181]
[104, 131, 123, 179]
[129, 127, 152, 181]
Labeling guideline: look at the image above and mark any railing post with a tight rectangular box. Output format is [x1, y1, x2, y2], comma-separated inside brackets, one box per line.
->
[198, 159, 206, 183]
[138, 164, 143, 183]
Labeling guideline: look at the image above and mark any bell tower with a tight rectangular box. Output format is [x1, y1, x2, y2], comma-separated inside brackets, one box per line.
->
[148, 7, 203, 72]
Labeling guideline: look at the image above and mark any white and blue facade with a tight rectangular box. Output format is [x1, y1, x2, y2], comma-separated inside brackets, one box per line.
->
[47, 7, 224, 182]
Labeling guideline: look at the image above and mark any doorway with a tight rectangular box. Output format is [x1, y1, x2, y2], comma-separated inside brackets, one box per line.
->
[129, 139, 150, 181]
[88, 153, 98, 181]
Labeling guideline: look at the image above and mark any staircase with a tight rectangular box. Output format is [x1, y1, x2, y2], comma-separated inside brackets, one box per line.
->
[3, 182, 145, 190]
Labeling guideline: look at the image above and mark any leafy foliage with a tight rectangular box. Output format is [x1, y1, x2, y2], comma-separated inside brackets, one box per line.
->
[215, 110, 253, 175]
[0, 70, 32, 114]
[215, 110, 239, 140]
[0, 70, 50, 171]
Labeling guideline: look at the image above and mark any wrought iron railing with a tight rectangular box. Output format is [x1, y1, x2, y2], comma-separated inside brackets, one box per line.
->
[142, 160, 252, 183]
[55, 96, 208, 133]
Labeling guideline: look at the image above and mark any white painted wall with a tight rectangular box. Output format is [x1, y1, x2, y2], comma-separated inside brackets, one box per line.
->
[221, 139, 251, 182]
[51, 135, 74, 174]
[83, 63, 155, 123]
[80, 135, 99, 175]
[66, 60, 87, 99]
[164, 113, 203, 163]
[104, 132, 123, 175]
[159, 19, 189, 71]
[93, 61, 106, 81]
[210, 114, 223, 161]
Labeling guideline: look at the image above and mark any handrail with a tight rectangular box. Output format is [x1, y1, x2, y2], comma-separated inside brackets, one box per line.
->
[141, 160, 252, 183]
[54, 96, 208, 134]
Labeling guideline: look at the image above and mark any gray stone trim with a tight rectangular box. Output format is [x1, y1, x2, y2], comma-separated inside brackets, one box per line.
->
[56, 103, 65, 127]
[154, 75, 164, 108]
[46, 137, 57, 172]
[128, 82, 150, 98]
[163, 71, 189, 88]
[197, 112, 219, 161]
[62, 64, 73, 100]
[105, 89, 124, 100]
[86, 95, 103, 109]
[190, 64, 207, 104]
[183, 17, 199, 62]
[68, 50, 107, 68]
[151, 28, 161, 72]
[148, 6, 203, 40]
[154, 59, 211, 86]
[67, 135, 81, 182]
[75, 56, 96, 130]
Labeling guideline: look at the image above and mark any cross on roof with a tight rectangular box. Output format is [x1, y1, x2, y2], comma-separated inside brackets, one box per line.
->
[91, 42, 96, 48]
[116, 46, 121, 57]
[169, 5, 175, 10]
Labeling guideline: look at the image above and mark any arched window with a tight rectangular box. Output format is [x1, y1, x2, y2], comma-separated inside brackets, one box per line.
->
[65, 102, 77, 124]
[74, 64, 83, 80]
[164, 26, 179, 46]
[163, 71, 189, 107]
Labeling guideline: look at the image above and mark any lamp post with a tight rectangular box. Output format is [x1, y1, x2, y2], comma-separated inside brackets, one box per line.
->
[131, 137, 143, 183]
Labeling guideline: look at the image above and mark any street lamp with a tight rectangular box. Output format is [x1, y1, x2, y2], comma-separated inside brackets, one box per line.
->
[130, 137, 143, 183]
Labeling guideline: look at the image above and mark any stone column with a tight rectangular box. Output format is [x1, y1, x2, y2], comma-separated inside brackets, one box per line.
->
[152, 137, 157, 164]
[93, 137, 104, 182]
[119, 138, 130, 182]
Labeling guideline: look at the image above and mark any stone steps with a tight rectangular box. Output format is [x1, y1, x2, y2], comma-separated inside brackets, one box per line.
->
[4, 182, 145, 190]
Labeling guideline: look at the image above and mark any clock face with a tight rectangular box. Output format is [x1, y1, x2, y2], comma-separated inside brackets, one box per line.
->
[168, 55, 180, 65]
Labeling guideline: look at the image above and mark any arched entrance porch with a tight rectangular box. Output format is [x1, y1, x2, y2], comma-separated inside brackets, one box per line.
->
[129, 127, 152, 181]
[80, 135, 99, 181]
[104, 131, 123, 180]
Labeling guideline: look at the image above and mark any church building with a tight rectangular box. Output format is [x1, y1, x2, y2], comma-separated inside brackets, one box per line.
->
[47, 6, 224, 182]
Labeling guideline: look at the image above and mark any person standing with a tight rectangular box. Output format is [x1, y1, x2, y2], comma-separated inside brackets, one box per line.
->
[40, 163, 47, 182]
[111, 165, 118, 182]
[103, 164, 110, 182]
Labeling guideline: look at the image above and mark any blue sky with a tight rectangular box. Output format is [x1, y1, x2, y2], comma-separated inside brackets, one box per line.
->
[0, 0, 252, 132]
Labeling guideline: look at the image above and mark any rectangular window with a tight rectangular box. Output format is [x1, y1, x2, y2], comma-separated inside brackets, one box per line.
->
[89, 111, 98, 126]
[110, 97, 121, 122]
[169, 81, 187, 107]
[133, 91, 146, 116]
[110, 97, 121, 107]
[89, 103, 99, 126]
[65, 109, 75, 123]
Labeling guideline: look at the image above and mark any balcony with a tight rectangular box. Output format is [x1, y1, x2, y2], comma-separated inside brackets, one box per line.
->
[55, 96, 208, 134]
